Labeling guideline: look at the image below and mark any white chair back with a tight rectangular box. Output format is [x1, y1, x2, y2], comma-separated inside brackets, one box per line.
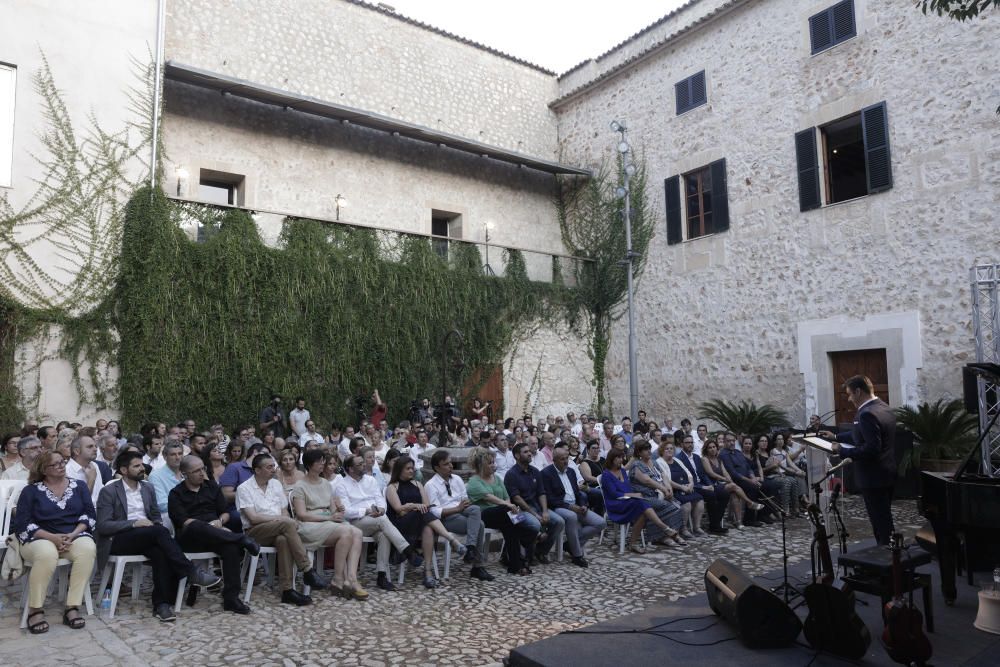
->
[0, 479, 28, 537]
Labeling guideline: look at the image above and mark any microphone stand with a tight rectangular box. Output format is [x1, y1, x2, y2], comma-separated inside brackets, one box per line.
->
[760, 493, 803, 606]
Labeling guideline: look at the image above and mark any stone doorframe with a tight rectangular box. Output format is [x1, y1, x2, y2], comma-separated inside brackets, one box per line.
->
[797, 311, 923, 423]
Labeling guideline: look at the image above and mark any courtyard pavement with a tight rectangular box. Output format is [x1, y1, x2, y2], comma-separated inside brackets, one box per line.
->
[0, 497, 924, 666]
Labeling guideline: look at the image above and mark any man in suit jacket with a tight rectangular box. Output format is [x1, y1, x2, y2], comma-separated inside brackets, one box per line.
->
[540, 444, 604, 567]
[675, 432, 730, 534]
[821, 375, 897, 545]
[96, 450, 220, 622]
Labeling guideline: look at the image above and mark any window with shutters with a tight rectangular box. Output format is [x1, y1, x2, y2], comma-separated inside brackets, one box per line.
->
[809, 0, 856, 55]
[794, 102, 892, 212]
[675, 70, 707, 116]
[0, 63, 15, 188]
[684, 166, 713, 239]
[664, 158, 729, 245]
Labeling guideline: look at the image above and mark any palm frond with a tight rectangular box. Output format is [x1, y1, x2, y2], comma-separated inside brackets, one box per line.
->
[697, 399, 791, 435]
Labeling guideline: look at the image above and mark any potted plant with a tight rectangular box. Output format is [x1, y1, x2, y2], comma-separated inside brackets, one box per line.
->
[894, 399, 978, 475]
[697, 399, 791, 435]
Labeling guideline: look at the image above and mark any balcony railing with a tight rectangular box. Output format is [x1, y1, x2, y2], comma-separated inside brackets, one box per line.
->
[165, 195, 591, 285]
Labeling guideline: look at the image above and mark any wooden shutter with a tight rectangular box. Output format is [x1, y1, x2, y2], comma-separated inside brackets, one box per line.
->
[675, 80, 691, 115]
[861, 101, 892, 194]
[832, 0, 856, 42]
[709, 159, 729, 233]
[795, 128, 821, 212]
[691, 71, 706, 107]
[665, 175, 682, 245]
[809, 9, 833, 54]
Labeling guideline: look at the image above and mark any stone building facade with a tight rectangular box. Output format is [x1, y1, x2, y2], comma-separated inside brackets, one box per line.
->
[2, 0, 995, 425]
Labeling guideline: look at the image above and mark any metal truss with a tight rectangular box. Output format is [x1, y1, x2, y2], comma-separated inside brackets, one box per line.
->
[971, 264, 1000, 477]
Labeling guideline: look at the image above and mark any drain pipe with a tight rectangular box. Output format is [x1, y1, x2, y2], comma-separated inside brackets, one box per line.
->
[149, 0, 166, 195]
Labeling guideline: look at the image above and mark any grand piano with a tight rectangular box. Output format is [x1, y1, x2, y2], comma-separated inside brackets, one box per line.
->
[919, 363, 1000, 605]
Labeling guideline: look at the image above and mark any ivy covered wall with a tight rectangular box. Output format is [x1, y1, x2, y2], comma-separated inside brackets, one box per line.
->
[116, 187, 564, 430]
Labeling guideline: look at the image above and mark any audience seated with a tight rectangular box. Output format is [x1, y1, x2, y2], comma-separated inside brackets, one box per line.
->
[423, 450, 493, 581]
[700, 439, 764, 530]
[674, 433, 730, 534]
[540, 444, 604, 567]
[2, 435, 41, 482]
[505, 443, 563, 565]
[334, 453, 416, 592]
[97, 451, 220, 622]
[599, 450, 684, 554]
[625, 440, 687, 547]
[13, 451, 97, 634]
[657, 440, 703, 538]
[167, 455, 261, 614]
[237, 453, 329, 606]
[755, 435, 800, 517]
[291, 449, 367, 600]
[385, 455, 468, 588]
[466, 448, 538, 575]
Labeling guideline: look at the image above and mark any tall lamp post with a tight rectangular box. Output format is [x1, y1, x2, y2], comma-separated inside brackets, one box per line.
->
[610, 120, 639, 422]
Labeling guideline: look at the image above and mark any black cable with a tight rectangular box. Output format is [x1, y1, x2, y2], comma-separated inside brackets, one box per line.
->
[559, 613, 717, 635]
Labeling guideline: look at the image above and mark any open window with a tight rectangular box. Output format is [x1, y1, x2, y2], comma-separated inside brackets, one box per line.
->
[198, 168, 245, 206]
[431, 210, 462, 260]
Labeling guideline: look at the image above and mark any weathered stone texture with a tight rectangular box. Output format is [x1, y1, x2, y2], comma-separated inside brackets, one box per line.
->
[554, 0, 998, 422]
[165, 0, 559, 158]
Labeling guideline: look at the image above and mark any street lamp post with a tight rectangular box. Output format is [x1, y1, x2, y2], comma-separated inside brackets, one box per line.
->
[611, 120, 639, 423]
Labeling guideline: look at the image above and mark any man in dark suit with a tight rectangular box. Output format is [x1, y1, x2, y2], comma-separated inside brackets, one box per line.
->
[540, 444, 604, 567]
[96, 451, 220, 622]
[675, 432, 730, 534]
[821, 375, 897, 545]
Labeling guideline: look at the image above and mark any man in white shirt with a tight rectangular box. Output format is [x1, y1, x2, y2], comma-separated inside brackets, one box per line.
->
[541, 444, 604, 567]
[96, 433, 119, 468]
[491, 434, 516, 479]
[335, 454, 415, 592]
[527, 435, 547, 471]
[598, 422, 614, 457]
[337, 425, 357, 459]
[66, 434, 104, 501]
[143, 433, 166, 471]
[694, 423, 708, 457]
[1, 435, 42, 484]
[568, 412, 583, 438]
[424, 450, 494, 581]
[299, 420, 324, 448]
[237, 453, 327, 605]
[406, 429, 436, 476]
[288, 397, 311, 437]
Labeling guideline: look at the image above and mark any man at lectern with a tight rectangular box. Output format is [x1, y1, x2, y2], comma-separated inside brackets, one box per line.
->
[819, 375, 896, 545]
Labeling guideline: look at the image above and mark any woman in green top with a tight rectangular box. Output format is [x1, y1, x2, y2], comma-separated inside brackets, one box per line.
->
[467, 448, 538, 575]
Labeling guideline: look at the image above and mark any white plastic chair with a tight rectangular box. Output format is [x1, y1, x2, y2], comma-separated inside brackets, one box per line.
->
[597, 486, 646, 554]
[241, 546, 278, 603]
[174, 551, 219, 612]
[96, 554, 150, 618]
[19, 553, 96, 628]
[0, 480, 27, 561]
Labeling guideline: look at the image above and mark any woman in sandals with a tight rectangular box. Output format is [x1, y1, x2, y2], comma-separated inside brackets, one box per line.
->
[12, 450, 97, 634]
[600, 449, 686, 554]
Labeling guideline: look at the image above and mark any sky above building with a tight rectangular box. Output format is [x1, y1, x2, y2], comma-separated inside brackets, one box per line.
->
[382, 0, 688, 74]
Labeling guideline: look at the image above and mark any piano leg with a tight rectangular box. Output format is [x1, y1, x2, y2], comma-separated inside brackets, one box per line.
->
[929, 515, 957, 605]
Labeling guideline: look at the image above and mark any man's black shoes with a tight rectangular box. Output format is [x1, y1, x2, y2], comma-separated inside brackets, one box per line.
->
[153, 603, 176, 622]
[463, 545, 479, 565]
[281, 589, 313, 606]
[239, 536, 261, 557]
[571, 556, 589, 568]
[302, 568, 329, 590]
[376, 572, 396, 592]
[470, 566, 494, 581]
[223, 599, 251, 614]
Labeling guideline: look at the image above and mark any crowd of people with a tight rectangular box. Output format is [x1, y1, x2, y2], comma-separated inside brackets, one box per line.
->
[0, 394, 824, 633]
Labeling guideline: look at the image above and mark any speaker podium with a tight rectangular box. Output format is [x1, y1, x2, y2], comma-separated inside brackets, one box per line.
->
[704, 559, 802, 648]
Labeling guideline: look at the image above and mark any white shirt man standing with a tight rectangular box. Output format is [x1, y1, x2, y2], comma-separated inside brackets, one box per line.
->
[289, 398, 311, 438]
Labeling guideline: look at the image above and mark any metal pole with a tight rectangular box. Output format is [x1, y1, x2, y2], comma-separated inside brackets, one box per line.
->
[149, 0, 166, 195]
[623, 161, 638, 422]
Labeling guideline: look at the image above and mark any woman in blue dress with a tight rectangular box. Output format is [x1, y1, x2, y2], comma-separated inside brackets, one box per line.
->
[12, 451, 97, 634]
[599, 449, 685, 554]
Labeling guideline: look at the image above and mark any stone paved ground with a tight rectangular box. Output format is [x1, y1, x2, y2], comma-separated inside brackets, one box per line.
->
[0, 497, 923, 667]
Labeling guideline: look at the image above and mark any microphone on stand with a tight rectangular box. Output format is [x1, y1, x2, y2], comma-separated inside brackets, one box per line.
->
[817, 457, 852, 487]
[803, 409, 840, 435]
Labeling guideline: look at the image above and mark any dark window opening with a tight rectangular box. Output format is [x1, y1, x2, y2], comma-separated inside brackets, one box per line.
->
[675, 70, 707, 115]
[684, 166, 713, 239]
[431, 213, 458, 260]
[822, 113, 867, 204]
[809, 0, 856, 55]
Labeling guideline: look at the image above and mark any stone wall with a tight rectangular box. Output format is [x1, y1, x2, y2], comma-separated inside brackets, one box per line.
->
[554, 0, 998, 425]
[165, 0, 559, 158]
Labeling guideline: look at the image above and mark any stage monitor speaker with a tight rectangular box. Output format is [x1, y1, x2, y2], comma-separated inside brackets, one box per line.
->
[963, 365, 979, 414]
[704, 559, 802, 648]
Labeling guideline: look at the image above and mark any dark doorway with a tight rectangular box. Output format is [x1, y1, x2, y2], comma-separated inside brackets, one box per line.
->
[830, 348, 889, 426]
[462, 365, 503, 424]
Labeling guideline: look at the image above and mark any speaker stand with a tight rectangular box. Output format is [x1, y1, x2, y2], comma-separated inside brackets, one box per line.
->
[761, 493, 804, 606]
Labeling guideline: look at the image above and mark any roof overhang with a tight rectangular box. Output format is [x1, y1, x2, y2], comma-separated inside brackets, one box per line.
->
[164, 61, 591, 177]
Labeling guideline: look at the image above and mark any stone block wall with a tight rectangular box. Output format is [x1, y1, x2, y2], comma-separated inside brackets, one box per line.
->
[554, 0, 998, 425]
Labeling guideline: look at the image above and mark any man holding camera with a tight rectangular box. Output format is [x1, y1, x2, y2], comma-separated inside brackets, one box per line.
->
[259, 394, 286, 438]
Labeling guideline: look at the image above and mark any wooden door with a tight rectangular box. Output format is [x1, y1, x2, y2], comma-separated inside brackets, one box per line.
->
[830, 349, 889, 426]
[462, 365, 503, 424]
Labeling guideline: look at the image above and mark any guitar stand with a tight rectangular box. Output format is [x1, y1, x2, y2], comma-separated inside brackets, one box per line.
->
[760, 493, 804, 606]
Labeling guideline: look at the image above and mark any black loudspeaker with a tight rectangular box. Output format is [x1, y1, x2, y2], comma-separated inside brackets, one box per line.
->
[704, 559, 802, 648]
[963, 365, 980, 414]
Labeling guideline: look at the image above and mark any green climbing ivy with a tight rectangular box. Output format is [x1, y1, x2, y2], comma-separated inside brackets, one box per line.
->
[556, 154, 656, 418]
[115, 186, 560, 430]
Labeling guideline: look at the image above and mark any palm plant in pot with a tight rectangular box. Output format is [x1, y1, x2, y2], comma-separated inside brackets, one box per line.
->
[895, 399, 978, 474]
[697, 399, 791, 435]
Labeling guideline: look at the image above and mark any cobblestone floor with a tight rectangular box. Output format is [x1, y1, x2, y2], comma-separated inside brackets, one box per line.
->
[0, 497, 924, 667]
